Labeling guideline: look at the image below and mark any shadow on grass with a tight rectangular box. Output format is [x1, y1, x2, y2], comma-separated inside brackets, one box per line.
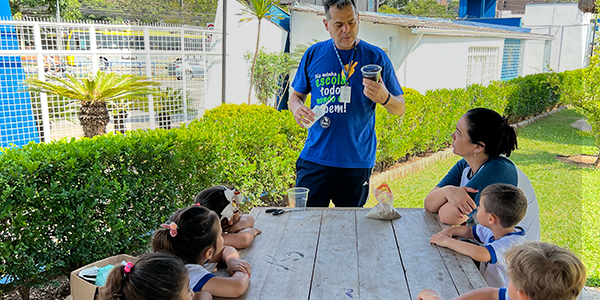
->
[510, 149, 585, 169]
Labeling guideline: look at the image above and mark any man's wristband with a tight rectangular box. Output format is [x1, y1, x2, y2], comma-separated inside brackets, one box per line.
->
[382, 93, 391, 106]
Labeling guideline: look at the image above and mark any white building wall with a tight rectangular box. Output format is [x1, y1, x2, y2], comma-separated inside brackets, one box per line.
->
[523, 3, 592, 72]
[209, 0, 288, 109]
[398, 36, 504, 93]
[522, 39, 546, 75]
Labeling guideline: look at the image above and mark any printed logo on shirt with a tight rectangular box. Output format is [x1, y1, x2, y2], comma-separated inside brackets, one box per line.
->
[313, 61, 358, 114]
[320, 116, 331, 128]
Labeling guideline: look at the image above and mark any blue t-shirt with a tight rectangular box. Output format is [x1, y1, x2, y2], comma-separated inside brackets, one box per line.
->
[436, 156, 540, 241]
[291, 39, 403, 168]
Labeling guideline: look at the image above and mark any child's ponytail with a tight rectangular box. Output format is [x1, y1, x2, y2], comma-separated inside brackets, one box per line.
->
[103, 264, 127, 300]
[152, 205, 221, 264]
[103, 253, 187, 300]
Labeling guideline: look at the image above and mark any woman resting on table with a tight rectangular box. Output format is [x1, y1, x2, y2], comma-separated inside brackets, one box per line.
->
[424, 108, 540, 241]
[195, 185, 261, 250]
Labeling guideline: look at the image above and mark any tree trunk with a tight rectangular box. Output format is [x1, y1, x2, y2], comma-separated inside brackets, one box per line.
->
[18, 285, 29, 300]
[248, 18, 262, 105]
[596, 150, 600, 168]
[78, 101, 110, 138]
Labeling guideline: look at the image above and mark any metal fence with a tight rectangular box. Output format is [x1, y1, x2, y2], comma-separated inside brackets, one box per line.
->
[0, 18, 222, 147]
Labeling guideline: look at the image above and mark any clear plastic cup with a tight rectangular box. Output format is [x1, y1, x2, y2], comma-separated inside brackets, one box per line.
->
[287, 187, 309, 219]
[361, 64, 382, 82]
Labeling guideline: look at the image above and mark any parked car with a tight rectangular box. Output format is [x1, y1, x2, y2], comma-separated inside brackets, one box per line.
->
[167, 58, 205, 80]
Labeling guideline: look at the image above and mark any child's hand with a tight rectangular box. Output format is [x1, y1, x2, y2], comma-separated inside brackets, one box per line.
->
[417, 289, 444, 300]
[430, 232, 452, 247]
[226, 258, 252, 278]
[225, 214, 254, 233]
[250, 227, 262, 236]
[439, 228, 453, 238]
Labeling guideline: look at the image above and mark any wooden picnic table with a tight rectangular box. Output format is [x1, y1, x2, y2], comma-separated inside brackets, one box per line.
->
[216, 207, 487, 300]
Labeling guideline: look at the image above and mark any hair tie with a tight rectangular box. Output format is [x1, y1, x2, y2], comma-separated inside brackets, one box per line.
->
[161, 221, 178, 237]
[123, 262, 134, 274]
[195, 202, 201, 206]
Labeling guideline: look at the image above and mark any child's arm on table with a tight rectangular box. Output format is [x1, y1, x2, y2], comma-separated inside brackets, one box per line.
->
[438, 226, 475, 240]
[221, 246, 251, 277]
[225, 214, 255, 233]
[223, 227, 262, 249]
[201, 246, 251, 298]
[193, 291, 213, 300]
[201, 272, 249, 298]
[430, 229, 491, 262]
[418, 288, 500, 300]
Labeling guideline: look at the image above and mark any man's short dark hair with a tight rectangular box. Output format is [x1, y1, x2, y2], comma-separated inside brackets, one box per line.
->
[481, 183, 527, 228]
[323, 0, 356, 19]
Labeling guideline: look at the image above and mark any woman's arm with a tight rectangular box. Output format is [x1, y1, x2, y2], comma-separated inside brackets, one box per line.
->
[425, 186, 478, 214]
[424, 187, 451, 213]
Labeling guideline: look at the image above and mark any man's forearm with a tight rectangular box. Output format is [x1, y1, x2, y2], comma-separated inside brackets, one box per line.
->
[383, 94, 405, 116]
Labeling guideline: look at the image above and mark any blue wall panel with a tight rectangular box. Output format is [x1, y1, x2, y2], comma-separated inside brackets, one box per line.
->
[0, 0, 40, 148]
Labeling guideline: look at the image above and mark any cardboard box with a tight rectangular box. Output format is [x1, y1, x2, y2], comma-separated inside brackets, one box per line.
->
[70, 254, 137, 300]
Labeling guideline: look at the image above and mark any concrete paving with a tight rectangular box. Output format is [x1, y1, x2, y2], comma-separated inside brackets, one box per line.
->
[572, 118, 592, 132]
[580, 287, 600, 300]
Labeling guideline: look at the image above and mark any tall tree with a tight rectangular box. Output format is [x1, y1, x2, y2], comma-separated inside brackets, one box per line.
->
[239, 0, 281, 104]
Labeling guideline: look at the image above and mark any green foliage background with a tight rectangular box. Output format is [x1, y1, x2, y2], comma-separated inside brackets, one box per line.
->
[0, 69, 577, 297]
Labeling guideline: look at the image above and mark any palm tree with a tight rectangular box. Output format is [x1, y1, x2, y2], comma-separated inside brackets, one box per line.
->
[25, 71, 160, 138]
[240, 0, 281, 104]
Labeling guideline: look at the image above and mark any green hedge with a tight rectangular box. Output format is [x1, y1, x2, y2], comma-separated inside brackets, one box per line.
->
[1, 71, 566, 297]
[375, 73, 560, 167]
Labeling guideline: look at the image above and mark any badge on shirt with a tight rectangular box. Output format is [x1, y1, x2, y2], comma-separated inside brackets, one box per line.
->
[339, 86, 351, 103]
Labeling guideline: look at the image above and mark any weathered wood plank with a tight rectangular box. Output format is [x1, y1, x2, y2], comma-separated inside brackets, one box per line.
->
[257, 210, 323, 300]
[432, 213, 488, 291]
[356, 210, 411, 300]
[224, 208, 291, 300]
[422, 211, 487, 294]
[310, 210, 359, 300]
[392, 209, 459, 300]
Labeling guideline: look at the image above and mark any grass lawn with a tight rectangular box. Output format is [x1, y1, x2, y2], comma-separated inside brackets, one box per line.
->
[367, 108, 600, 285]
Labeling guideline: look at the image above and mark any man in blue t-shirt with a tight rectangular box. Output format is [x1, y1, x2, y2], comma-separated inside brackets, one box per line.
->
[289, 0, 405, 207]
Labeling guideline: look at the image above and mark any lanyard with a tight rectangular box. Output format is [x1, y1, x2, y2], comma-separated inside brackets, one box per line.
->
[332, 39, 356, 86]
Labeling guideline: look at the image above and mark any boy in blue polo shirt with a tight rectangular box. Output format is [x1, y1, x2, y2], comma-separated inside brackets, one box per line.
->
[429, 183, 527, 288]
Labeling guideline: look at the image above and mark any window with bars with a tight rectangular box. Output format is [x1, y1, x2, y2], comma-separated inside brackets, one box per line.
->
[501, 39, 523, 81]
[466, 47, 499, 86]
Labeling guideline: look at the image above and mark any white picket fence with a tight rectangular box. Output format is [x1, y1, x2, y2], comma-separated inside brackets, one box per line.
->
[0, 17, 222, 145]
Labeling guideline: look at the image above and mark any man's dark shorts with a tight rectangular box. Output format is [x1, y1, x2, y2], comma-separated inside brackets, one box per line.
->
[295, 157, 372, 207]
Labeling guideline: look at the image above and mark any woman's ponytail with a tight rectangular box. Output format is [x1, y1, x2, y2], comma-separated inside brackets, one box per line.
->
[499, 123, 518, 157]
[465, 108, 518, 157]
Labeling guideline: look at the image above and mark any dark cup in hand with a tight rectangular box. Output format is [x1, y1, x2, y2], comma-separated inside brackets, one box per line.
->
[361, 64, 382, 82]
